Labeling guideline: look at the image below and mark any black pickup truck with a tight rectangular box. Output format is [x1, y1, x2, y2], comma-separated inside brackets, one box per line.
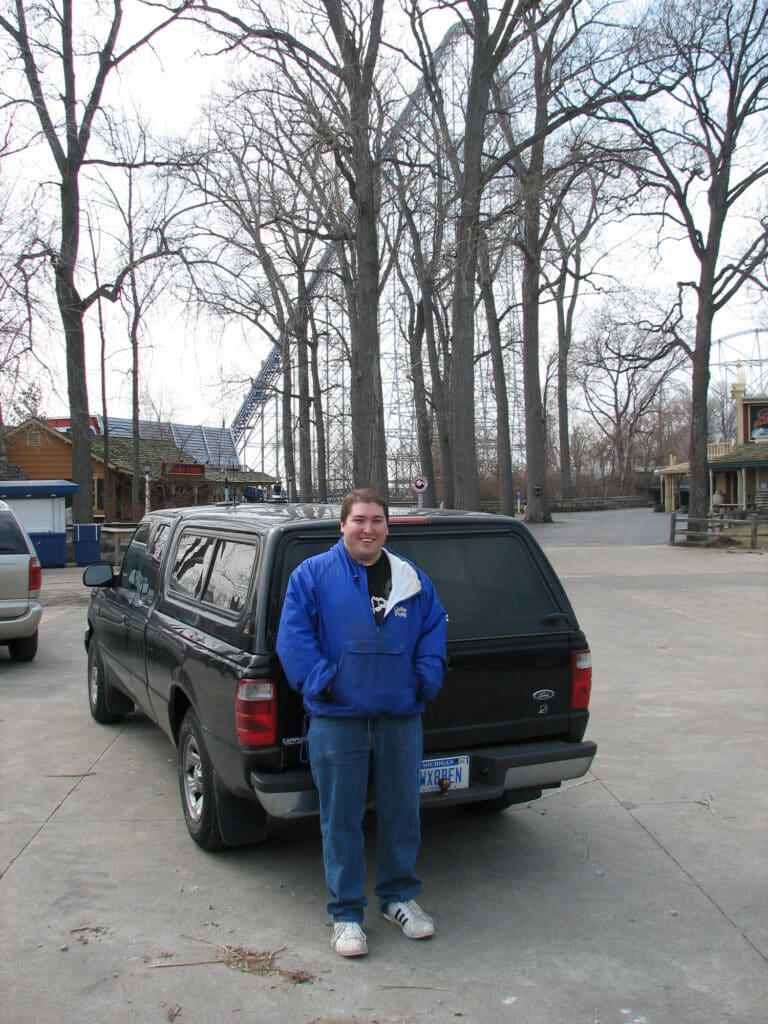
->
[83, 505, 595, 849]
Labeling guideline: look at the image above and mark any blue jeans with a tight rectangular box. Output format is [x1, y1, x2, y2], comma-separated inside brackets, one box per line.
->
[308, 714, 423, 924]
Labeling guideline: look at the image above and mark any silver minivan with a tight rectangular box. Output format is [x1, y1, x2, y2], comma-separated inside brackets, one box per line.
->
[0, 499, 43, 661]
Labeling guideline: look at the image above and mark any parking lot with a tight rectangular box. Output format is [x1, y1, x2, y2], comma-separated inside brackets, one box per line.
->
[1, 510, 766, 1024]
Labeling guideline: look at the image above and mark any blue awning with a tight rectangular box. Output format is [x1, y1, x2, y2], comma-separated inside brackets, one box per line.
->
[0, 479, 79, 497]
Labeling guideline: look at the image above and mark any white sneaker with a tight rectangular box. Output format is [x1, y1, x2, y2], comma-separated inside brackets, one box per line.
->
[331, 921, 368, 957]
[383, 899, 435, 939]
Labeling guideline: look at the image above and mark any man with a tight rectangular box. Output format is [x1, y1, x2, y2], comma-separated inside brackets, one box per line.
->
[276, 489, 447, 958]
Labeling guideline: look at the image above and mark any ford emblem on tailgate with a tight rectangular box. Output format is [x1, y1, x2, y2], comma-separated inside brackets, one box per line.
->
[533, 689, 555, 700]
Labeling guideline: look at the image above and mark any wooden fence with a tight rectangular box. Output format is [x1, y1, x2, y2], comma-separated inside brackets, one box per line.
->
[669, 512, 766, 549]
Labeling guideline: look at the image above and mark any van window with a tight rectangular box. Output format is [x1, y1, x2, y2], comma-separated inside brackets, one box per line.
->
[202, 539, 258, 614]
[0, 513, 27, 554]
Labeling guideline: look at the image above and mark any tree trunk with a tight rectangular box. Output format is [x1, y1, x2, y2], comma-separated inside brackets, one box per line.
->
[409, 298, 438, 507]
[479, 241, 514, 515]
[309, 321, 328, 502]
[448, 50, 490, 510]
[688, 288, 714, 520]
[348, 115, 387, 493]
[281, 328, 296, 499]
[295, 277, 314, 502]
[323, 0, 388, 494]
[520, 162, 552, 524]
[57, 173, 93, 524]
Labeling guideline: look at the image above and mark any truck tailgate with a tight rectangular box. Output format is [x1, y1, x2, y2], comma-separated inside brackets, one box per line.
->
[423, 635, 575, 751]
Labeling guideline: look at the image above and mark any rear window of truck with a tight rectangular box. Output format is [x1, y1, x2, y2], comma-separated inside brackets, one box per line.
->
[280, 531, 567, 641]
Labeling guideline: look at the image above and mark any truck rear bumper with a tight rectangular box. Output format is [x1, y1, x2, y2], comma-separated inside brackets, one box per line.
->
[250, 738, 597, 819]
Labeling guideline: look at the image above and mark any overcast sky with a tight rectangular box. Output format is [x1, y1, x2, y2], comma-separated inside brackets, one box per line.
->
[34, 6, 768, 430]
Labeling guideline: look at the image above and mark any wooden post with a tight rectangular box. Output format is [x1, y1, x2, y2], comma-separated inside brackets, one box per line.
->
[750, 514, 758, 550]
[669, 512, 677, 545]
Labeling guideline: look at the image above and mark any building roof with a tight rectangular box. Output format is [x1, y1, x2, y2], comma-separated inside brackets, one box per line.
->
[656, 440, 768, 476]
[0, 479, 79, 497]
[102, 418, 240, 470]
[657, 461, 689, 477]
[708, 442, 768, 469]
[89, 435, 274, 484]
[1, 419, 274, 485]
[90, 435, 195, 476]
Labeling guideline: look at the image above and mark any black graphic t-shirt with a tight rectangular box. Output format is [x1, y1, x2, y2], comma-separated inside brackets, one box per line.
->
[366, 553, 392, 624]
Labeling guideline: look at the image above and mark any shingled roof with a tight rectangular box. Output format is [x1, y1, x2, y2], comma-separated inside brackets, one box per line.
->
[89, 435, 195, 476]
[708, 442, 768, 469]
[89, 435, 274, 485]
[102, 417, 240, 470]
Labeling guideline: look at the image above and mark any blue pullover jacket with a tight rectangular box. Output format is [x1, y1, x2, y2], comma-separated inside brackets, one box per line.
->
[276, 538, 447, 718]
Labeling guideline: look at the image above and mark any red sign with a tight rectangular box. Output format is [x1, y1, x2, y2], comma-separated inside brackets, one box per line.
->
[161, 462, 205, 477]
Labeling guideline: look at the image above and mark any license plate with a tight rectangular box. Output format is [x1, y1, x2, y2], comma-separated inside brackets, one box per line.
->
[419, 755, 470, 794]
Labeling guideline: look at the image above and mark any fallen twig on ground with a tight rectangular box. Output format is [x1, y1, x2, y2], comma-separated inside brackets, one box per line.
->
[150, 936, 313, 983]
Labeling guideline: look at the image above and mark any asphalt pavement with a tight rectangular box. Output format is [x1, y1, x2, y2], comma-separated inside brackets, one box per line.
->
[2, 508, 766, 1024]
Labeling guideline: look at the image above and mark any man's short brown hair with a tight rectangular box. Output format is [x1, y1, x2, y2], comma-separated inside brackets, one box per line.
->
[340, 489, 389, 523]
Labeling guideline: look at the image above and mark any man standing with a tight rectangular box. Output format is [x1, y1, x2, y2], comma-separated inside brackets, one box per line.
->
[276, 489, 447, 958]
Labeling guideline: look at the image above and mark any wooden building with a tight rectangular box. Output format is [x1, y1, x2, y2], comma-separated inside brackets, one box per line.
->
[655, 373, 768, 515]
[1, 418, 276, 521]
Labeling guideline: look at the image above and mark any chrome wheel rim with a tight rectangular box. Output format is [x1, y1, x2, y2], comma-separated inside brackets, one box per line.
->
[182, 733, 204, 823]
[89, 653, 99, 707]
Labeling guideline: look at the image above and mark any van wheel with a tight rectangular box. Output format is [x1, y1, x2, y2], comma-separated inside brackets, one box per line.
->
[87, 643, 128, 723]
[8, 631, 37, 662]
[178, 710, 226, 851]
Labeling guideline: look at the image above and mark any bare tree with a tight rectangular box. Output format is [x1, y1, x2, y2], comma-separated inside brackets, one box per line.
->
[406, 0, 553, 510]
[540, 160, 631, 499]
[0, 184, 45, 419]
[383, 109, 454, 507]
[476, 228, 520, 514]
[0, 0, 194, 521]
[606, 0, 768, 518]
[405, 1, 653, 516]
[708, 378, 737, 444]
[175, 67, 345, 500]
[200, 0, 390, 493]
[91, 119, 183, 519]
[574, 309, 687, 493]
[488, 0, 654, 520]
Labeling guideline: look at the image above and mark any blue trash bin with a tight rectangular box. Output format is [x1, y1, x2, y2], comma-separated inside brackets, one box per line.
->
[73, 523, 102, 566]
[29, 532, 67, 568]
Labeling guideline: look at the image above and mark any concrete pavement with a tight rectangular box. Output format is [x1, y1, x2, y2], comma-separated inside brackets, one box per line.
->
[39, 564, 92, 607]
[2, 509, 766, 1024]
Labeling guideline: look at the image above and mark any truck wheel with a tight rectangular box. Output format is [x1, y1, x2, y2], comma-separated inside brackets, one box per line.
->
[8, 631, 38, 662]
[87, 643, 129, 724]
[178, 710, 226, 851]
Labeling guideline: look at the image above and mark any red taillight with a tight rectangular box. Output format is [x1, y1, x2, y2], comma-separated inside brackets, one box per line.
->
[235, 680, 277, 746]
[28, 556, 42, 594]
[571, 650, 592, 710]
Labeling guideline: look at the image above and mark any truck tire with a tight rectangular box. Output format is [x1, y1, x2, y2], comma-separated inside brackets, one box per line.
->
[87, 642, 130, 724]
[177, 709, 226, 851]
[8, 631, 37, 662]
